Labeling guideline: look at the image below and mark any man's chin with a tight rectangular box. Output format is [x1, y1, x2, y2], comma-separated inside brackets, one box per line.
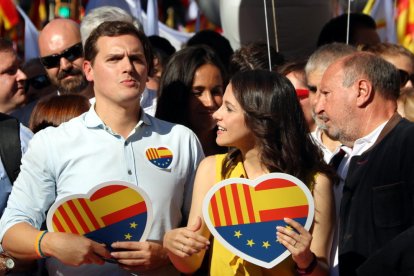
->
[59, 78, 88, 94]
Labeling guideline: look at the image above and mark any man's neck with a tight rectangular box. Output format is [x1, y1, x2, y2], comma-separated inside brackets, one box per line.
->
[95, 102, 141, 139]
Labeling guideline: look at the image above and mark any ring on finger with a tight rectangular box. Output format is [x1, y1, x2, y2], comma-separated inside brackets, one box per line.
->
[181, 243, 185, 252]
[293, 240, 297, 247]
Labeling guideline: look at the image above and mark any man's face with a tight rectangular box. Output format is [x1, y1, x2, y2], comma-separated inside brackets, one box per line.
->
[314, 62, 358, 146]
[84, 34, 148, 108]
[306, 69, 325, 128]
[382, 54, 414, 90]
[0, 50, 27, 113]
[39, 34, 87, 94]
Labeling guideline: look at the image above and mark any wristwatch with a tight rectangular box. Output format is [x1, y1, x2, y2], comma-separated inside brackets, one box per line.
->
[0, 254, 15, 273]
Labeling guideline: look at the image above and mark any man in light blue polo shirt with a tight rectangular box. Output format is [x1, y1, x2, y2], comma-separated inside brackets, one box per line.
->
[0, 21, 204, 275]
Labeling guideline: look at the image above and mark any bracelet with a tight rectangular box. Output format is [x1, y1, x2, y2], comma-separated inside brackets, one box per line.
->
[34, 230, 48, 258]
[295, 252, 318, 275]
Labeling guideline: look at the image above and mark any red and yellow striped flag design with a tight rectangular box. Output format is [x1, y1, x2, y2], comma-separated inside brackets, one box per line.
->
[208, 178, 309, 227]
[51, 185, 147, 235]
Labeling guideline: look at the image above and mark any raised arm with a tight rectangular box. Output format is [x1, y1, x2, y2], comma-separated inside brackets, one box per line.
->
[163, 155, 216, 274]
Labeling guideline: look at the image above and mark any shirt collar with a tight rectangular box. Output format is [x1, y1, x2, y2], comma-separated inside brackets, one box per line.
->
[84, 103, 152, 129]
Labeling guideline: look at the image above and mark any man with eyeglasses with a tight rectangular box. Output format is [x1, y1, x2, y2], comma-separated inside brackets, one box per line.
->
[38, 18, 93, 99]
[12, 19, 94, 127]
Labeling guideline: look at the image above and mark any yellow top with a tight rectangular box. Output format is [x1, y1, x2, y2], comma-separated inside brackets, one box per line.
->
[209, 154, 295, 276]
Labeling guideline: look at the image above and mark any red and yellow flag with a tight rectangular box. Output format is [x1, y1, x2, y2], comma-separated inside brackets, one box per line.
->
[397, 0, 414, 52]
[0, 0, 19, 30]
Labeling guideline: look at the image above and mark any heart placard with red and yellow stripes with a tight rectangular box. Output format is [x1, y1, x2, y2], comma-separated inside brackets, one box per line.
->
[202, 173, 314, 269]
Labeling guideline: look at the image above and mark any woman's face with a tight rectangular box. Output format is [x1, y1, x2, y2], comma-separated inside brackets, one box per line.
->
[213, 83, 255, 149]
[189, 63, 223, 132]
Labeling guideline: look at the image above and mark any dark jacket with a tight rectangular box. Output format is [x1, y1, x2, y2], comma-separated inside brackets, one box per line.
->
[338, 114, 414, 276]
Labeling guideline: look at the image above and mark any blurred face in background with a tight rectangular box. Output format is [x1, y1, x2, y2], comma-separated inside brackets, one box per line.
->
[0, 49, 27, 113]
[24, 59, 57, 102]
[286, 71, 315, 132]
[189, 63, 224, 133]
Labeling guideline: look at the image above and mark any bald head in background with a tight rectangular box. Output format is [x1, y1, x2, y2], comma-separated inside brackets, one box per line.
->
[38, 19, 92, 98]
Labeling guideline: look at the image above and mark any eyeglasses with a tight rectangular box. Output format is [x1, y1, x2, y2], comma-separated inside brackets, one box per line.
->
[40, 43, 83, 69]
[25, 74, 51, 90]
[296, 89, 309, 99]
[398, 69, 414, 87]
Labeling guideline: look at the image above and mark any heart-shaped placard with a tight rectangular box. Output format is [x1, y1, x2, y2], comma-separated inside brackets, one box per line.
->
[145, 147, 173, 169]
[202, 173, 314, 269]
[47, 181, 153, 249]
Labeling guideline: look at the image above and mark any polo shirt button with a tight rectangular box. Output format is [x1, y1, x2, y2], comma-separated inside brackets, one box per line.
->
[128, 170, 132, 175]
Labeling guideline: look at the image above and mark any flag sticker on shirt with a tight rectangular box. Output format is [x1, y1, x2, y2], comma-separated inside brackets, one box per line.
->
[145, 147, 173, 169]
[202, 173, 314, 269]
[46, 181, 153, 251]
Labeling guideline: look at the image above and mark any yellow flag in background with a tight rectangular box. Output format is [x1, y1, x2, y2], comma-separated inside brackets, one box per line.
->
[397, 0, 414, 52]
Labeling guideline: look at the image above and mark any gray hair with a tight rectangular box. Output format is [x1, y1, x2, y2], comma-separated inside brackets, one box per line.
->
[80, 6, 143, 46]
[305, 42, 356, 75]
[341, 52, 400, 100]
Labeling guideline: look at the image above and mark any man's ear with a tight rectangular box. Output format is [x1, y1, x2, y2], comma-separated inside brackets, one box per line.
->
[356, 79, 373, 107]
[83, 60, 94, 82]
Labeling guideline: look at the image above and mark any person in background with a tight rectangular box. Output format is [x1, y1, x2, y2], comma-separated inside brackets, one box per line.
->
[304, 42, 356, 276]
[146, 35, 176, 93]
[0, 38, 34, 274]
[187, 30, 234, 70]
[228, 42, 285, 75]
[0, 21, 204, 275]
[80, 5, 143, 46]
[279, 60, 315, 132]
[305, 43, 356, 163]
[316, 52, 414, 275]
[38, 18, 93, 99]
[397, 89, 414, 121]
[359, 42, 414, 121]
[29, 94, 90, 133]
[317, 13, 380, 47]
[11, 58, 58, 127]
[156, 45, 228, 156]
[23, 58, 57, 104]
[164, 70, 335, 275]
[0, 39, 27, 115]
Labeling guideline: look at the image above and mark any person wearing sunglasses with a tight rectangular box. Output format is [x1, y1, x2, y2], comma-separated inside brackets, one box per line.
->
[38, 19, 93, 99]
[360, 43, 414, 91]
[280, 60, 316, 132]
[359, 43, 414, 121]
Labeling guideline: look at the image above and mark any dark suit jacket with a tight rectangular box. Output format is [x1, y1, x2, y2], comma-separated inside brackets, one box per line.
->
[338, 114, 414, 276]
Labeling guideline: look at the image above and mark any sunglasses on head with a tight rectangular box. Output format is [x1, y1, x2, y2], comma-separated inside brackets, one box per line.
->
[25, 74, 51, 90]
[398, 69, 414, 88]
[40, 42, 83, 69]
